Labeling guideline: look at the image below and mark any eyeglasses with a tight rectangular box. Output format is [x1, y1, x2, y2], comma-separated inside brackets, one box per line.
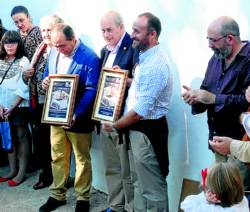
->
[201, 168, 208, 191]
[207, 35, 227, 43]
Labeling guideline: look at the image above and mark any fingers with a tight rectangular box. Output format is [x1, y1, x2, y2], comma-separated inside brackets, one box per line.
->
[42, 77, 50, 90]
[112, 65, 121, 70]
[24, 68, 35, 79]
[246, 86, 250, 103]
[182, 85, 191, 91]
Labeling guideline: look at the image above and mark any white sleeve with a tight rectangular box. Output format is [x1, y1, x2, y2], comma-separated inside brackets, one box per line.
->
[14, 57, 30, 100]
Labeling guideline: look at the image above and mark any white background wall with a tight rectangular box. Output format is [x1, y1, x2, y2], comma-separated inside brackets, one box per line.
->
[1, 0, 250, 211]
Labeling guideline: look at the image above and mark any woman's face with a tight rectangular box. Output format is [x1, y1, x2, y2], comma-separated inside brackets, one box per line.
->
[40, 22, 53, 45]
[4, 43, 18, 57]
[12, 12, 32, 33]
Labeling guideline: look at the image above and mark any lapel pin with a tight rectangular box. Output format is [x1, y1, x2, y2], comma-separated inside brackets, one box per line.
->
[123, 47, 127, 51]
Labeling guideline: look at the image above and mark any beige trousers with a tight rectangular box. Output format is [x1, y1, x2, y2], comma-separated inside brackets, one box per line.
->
[49, 126, 92, 201]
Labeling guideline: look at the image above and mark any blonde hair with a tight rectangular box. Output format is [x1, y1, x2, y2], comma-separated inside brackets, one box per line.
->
[206, 162, 244, 207]
[39, 14, 64, 28]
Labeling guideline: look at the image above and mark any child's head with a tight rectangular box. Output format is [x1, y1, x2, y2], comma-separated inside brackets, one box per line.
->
[206, 162, 244, 207]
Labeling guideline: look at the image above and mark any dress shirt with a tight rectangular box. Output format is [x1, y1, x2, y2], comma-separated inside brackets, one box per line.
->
[125, 44, 172, 119]
[192, 41, 250, 139]
[105, 32, 126, 68]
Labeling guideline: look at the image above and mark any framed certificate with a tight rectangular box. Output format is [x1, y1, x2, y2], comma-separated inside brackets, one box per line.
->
[92, 67, 128, 122]
[41, 74, 79, 126]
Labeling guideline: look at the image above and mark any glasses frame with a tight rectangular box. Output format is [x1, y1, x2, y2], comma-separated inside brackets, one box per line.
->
[207, 35, 227, 43]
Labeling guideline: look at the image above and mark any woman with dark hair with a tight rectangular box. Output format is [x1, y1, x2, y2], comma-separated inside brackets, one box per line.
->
[0, 31, 31, 186]
[11, 5, 43, 173]
[0, 19, 7, 40]
[11, 5, 42, 61]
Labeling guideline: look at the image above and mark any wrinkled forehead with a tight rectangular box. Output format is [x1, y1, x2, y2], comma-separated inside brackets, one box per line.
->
[51, 31, 66, 44]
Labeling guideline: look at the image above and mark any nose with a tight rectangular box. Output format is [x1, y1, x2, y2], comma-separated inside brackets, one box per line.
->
[208, 41, 214, 49]
[131, 31, 135, 39]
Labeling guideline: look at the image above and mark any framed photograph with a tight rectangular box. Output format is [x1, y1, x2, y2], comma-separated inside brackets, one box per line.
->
[92, 67, 128, 122]
[41, 74, 79, 126]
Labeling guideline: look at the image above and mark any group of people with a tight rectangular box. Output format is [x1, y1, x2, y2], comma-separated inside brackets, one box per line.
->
[181, 16, 250, 211]
[0, 5, 172, 212]
[1, 4, 250, 212]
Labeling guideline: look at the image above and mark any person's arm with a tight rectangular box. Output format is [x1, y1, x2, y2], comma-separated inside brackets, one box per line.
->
[3, 96, 23, 118]
[209, 136, 250, 163]
[230, 139, 250, 163]
[74, 56, 101, 118]
[102, 110, 142, 132]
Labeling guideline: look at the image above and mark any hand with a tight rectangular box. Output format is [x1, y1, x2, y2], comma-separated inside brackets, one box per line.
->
[182, 85, 215, 105]
[42, 77, 50, 90]
[194, 90, 216, 104]
[246, 86, 250, 103]
[112, 65, 121, 70]
[0, 105, 5, 119]
[209, 136, 232, 155]
[182, 85, 198, 105]
[3, 107, 14, 118]
[205, 190, 221, 204]
[63, 115, 76, 129]
[101, 121, 113, 133]
[23, 68, 35, 80]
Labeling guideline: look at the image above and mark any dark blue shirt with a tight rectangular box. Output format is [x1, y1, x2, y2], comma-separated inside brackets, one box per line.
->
[192, 41, 250, 140]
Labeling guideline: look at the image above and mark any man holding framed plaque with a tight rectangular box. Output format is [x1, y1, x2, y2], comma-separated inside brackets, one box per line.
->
[98, 11, 138, 212]
[39, 23, 101, 212]
[103, 13, 172, 211]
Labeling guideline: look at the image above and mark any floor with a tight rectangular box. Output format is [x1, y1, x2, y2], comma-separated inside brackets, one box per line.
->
[0, 166, 108, 212]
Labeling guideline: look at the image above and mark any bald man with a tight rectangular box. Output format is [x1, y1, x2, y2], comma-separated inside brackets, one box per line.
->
[99, 11, 138, 212]
[182, 16, 250, 187]
[182, 16, 250, 154]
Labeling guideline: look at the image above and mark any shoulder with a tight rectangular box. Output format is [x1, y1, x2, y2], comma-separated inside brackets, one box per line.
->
[76, 41, 99, 60]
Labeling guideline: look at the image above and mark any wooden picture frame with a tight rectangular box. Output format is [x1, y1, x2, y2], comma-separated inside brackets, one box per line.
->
[41, 74, 79, 126]
[92, 67, 128, 122]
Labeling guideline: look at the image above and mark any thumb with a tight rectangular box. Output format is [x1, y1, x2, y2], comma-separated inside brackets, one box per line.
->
[182, 85, 191, 91]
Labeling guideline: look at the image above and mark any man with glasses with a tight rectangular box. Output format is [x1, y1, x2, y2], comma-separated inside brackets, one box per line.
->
[182, 16, 250, 187]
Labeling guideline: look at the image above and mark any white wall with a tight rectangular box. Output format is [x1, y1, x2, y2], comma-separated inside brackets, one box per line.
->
[2, 1, 250, 211]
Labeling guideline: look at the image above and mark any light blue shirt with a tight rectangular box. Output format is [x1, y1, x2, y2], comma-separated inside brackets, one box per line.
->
[125, 44, 172, 119]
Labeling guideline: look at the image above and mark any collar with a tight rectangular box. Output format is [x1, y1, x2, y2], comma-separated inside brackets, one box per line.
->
[139, 44, 160, 63]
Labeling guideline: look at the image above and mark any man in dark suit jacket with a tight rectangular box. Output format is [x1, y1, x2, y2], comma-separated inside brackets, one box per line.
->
[99, 11, 138, 212]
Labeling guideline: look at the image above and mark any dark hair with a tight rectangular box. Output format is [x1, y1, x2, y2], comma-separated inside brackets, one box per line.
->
[0, 30, 26, 60]
[139, 12, 161, 38]
[10, 5, 29, 17]
[220, 19, 240, 40]
[0, 19, 3, 40]
[63, 25, 74, 40]
[53, 23, 75, 40]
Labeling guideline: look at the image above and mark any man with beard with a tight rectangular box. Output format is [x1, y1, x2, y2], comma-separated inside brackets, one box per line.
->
[182, 16, 250, 188]
[103, 12, 172, 211]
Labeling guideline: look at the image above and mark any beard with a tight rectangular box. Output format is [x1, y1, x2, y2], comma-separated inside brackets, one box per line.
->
[212, 44, 232, 59]
[132, 36, 150, 52]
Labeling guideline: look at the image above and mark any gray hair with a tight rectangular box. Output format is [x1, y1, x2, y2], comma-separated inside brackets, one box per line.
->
[40, 14, 64, 28]
[220, 19, 240, 40]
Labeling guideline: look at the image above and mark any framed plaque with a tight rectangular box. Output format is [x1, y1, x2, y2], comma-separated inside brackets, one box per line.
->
[92, 67, 128, 122]
[41, 74, 79, 126]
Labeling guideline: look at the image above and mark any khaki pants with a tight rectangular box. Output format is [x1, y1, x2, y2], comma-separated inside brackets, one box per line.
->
[129, 131, 169, 212]
[49, 126, 92, 201]
[100, 130, 134, 212]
